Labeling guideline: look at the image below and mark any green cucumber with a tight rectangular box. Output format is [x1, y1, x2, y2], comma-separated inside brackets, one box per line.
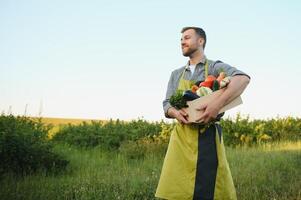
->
[212, 80, 220, 91]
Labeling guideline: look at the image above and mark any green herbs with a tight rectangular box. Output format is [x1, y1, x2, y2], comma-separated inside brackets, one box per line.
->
[169, 90, 188, 109]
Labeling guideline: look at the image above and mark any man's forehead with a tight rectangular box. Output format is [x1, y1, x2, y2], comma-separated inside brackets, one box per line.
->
[182, 29, 196, 36]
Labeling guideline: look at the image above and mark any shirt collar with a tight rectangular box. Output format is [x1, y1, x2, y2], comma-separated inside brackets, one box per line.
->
[185, 55, 207, 70]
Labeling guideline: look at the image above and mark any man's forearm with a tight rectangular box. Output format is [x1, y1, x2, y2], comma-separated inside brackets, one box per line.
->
[217, 75, 250, 107]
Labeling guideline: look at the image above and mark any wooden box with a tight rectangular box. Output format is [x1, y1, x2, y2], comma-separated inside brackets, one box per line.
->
[185, 89, 243, 123]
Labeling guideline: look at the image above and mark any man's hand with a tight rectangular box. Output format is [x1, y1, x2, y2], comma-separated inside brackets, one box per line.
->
[195, 98, 223, 124]
[167, 107, 190, 124]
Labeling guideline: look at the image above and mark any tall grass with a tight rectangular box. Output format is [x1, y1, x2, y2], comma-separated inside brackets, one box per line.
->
[0, 143, 164, 200]
[227, 142, 301, 200]
[1, 142, 300, 200]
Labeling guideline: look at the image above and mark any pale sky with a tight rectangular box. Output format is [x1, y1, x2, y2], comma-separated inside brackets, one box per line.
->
[1, 0, 301, 121]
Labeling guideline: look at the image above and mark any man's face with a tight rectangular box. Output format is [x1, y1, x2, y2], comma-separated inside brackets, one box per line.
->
[181, 29, 202, 57]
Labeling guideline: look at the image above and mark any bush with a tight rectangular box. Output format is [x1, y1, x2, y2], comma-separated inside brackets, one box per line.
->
[118, 123, 173, 159]
[52, 120, 125, 149]
[221, 114, 301, 146]
[52, 119, 163, 150]
[52, 114, 301, 150]
[0, 115, 68, 175]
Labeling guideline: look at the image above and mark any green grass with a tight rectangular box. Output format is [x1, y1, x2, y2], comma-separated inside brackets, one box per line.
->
[1, 142, 300, 200]
[228, 143, 301, 200]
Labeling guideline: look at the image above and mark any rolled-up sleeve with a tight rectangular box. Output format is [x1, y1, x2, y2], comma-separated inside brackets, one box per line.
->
[163, 70, 177, 118]
[211, 61, 251, 79]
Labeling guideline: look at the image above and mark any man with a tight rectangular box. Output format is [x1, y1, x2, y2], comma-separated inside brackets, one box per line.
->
[155, 27, 250, 200]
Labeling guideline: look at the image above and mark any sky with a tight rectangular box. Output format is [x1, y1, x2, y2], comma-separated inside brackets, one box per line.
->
[1, 0, 301, 121]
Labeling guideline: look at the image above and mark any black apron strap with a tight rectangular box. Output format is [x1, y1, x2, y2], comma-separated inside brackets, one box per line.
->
[193, 124, 218, 199]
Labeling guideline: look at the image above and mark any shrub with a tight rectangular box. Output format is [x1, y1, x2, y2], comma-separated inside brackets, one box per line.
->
[0, 115, 68, 175]
[52, 119, 163, 150]
[52, 114, 301, 149]
[118, 122, 173, 159]
[221, 114, 301, 146]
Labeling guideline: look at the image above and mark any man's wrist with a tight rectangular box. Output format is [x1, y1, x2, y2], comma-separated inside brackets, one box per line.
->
[216, 96, 227, 110]
[215, 88, 228, 109]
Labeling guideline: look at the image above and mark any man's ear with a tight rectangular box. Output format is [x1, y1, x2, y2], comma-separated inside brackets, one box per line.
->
[199, 37, 204, 47]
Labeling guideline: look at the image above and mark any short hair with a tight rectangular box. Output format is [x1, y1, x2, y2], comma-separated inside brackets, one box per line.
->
[181, 26, 206, 49]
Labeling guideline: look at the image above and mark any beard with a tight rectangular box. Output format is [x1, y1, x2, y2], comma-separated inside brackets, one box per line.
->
[182, 46, 198, 57]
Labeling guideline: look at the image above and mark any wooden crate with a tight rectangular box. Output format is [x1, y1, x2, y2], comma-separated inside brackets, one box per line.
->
[185, 89, 243, 123]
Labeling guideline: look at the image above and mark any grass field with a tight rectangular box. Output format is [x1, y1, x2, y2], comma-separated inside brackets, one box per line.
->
[32, 117, 105, 138]
[1, 141, 300, 200]
[38, 117, 104, 126]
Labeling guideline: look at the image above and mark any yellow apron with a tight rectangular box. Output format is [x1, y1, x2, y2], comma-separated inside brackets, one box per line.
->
[155, 60, 237, 200]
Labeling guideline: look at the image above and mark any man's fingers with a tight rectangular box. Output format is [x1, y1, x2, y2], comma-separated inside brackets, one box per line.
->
[179, 109, 188, 116]
[197, 114, 213, 124]
[195, 117, 203, 123]
[177, 112, 189, 124]
[195, 112, 205, 123]
[177, 116, 188, 124]
[179, 113, 189, 123]
[195, 111, 213, 123]
[196, 104, 207, 111]
[203, 118, 210, 124]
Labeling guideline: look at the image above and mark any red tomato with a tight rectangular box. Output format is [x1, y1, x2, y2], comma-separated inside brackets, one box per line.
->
[203, 75, 216, 88]
[200, 81, 212, 88]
